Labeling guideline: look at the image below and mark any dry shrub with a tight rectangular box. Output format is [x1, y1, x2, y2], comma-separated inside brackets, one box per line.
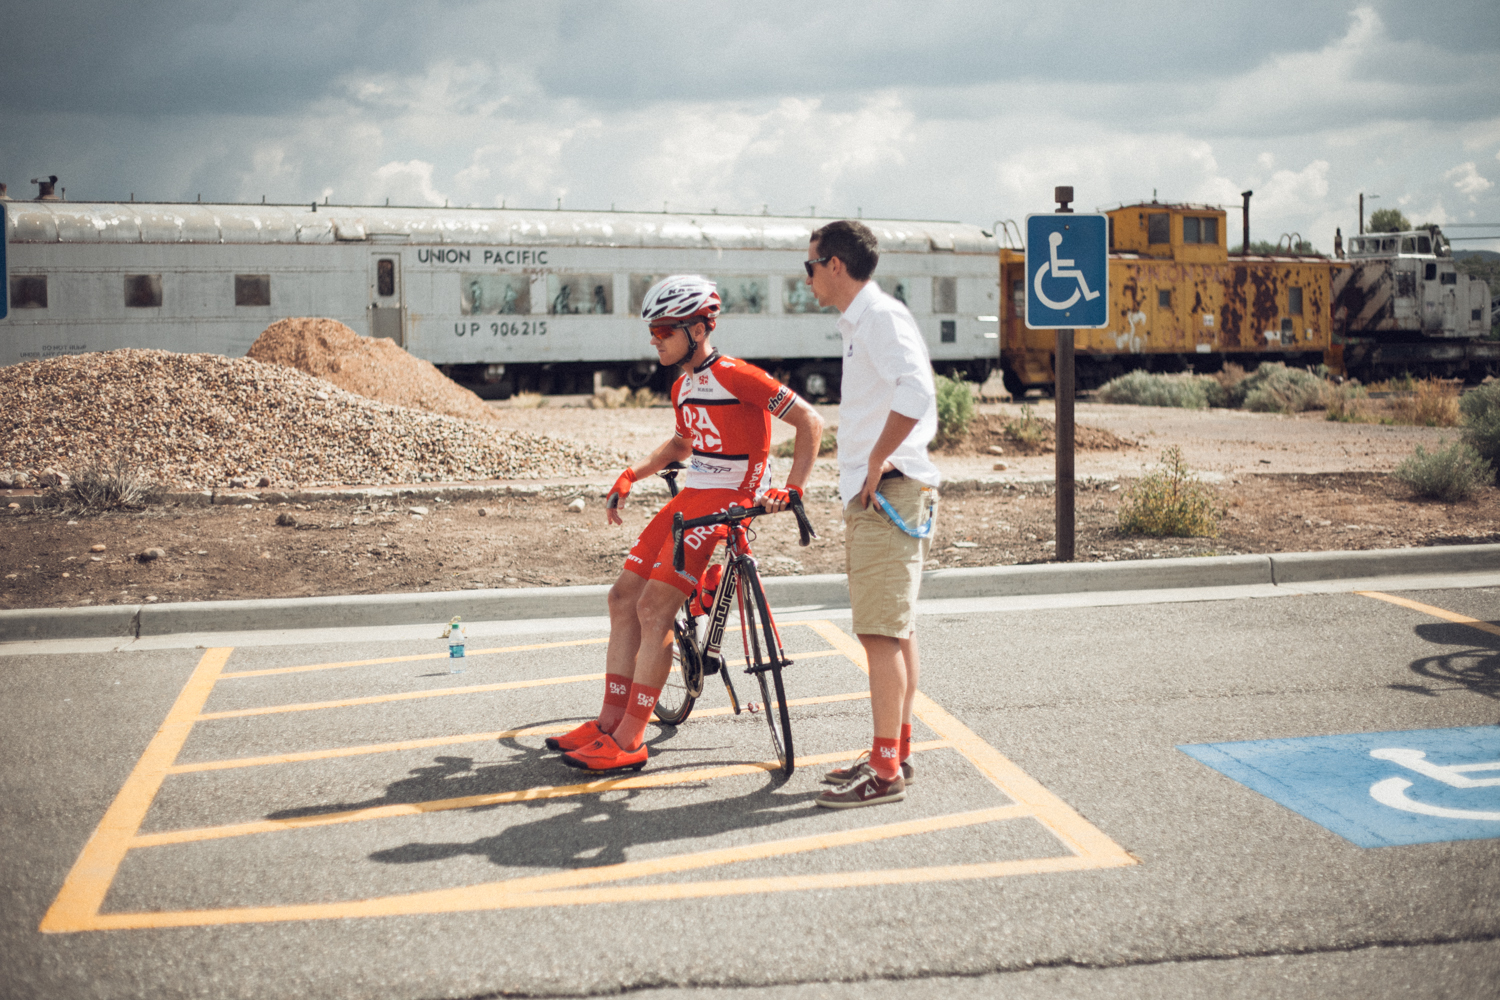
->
[49, 456, 162, 514]
[1005, 405, 1049, 446]
[934, 373, 977, 446]
[1097, 370, 1210, 408]
[1461, 382, 1500, 478]
[589, 386, 663, 409]
[507, 392, 547, 409]
[1325, 381, 1374, 422]
[1393, 440, 1492, 501]
[1391, 379, 1461, 427]
[1117, 446, 1221, 537]
[1239, 363, 1330, 413]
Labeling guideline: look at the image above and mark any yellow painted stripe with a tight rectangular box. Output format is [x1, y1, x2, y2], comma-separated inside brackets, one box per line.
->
[76, 805, 1078, 930]
[197, 672, 607, 721]
[1358, 591, 1500, 639]
[806, 620, 1136, 868]
[220, 637, 610, 679]
[170, 691, 873, 773]
[197, 651, 856, 724]
[39, 648, 234, 934]
[131, 741, 952, 848]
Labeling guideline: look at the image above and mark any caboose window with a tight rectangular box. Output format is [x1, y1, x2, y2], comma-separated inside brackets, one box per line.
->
[124, 275, 162, 308]
[1158, 289, 1171, 308]
[1182, 217, 1200, 243]
[1202, 217, 1218, 244]
[1288, 287, 1303, 315]
[1147, 214, 1170, 244]
[10, 275, 47, 308]
[235, 275, 271, 307]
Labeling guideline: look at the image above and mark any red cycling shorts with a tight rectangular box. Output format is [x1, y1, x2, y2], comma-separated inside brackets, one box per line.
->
[625, 487, 748, 596]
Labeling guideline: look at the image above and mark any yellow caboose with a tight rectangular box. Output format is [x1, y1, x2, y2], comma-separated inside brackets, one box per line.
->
[1000, 202, 1338, 394]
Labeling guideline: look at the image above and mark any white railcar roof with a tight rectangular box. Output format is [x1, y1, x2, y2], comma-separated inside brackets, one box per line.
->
[4, 203, 996, 254]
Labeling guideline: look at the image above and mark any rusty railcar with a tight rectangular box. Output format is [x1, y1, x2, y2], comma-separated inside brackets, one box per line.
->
[1000, 202, 1336, 394]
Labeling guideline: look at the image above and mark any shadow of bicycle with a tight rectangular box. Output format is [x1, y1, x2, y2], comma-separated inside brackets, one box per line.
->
[1389, 621, 1500, 703]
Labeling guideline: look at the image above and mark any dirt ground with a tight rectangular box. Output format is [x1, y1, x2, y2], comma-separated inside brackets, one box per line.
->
[3, 400, 1497, 611]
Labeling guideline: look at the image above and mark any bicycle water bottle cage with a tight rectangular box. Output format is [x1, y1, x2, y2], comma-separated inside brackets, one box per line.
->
[873, 490, 934, 539]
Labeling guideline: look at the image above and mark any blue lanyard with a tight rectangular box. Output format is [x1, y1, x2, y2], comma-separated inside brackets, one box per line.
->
[873, 489, 934, 539]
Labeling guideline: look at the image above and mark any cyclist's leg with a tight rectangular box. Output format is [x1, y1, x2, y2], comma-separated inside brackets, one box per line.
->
[547, 566, 644, 752]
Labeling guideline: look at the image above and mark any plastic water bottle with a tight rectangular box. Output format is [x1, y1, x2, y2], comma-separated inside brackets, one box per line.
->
[444, 617, 466, 673]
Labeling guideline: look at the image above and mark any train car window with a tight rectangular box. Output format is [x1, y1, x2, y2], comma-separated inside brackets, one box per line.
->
[1280, 318, 1294, 337]
[547, 274, 613, 314]
[461, 274, 530, 315]
[1417, 236, 1432, 253]
[1425, 263, 1437, 280]
[1203, 217, 1218, 244]
[234, 275, 271, 307]
[628, 274, 667, 315]
[716, 276, 766, 314]
[376, 259, 395, 297]
[1381, 238, 1397, 252]
[124, 275, 162, 308]
[1108, 216, 1114, 249]
[1440, 271, 1458, 285]
[940, 320, 956, 343]
[783, 277, 835, 314]
[1400, 238, 1415, 253]
[1475, 309, 1485, 322]
[1011, 278, 1024, 317]
[875, 276, 909, 305]
[9, 275, 47, 308]
[932, 277, 957, 314]
[1288, 287, 1303, 315]
[1158, 289, 1171, 308]
[1183, 217, 1200, 243]
[1147, 213, 1170, 244]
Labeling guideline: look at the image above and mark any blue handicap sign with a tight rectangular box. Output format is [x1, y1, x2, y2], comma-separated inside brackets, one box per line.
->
[1180, 726, 1500, 848]
[1024, 213, 1109, 329]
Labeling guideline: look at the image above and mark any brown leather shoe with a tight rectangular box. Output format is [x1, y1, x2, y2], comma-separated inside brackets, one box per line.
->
[814, 765, 906, 809]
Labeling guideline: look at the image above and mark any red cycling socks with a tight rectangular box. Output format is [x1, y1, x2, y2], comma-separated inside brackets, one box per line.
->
[597, 673, 632, 732]
[900, 723, 912, 763]
[871, 736, 901, 781]
[610, 682, 661, 752]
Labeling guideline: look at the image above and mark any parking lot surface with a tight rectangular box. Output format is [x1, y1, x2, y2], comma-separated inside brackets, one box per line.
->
[2, 584, 1497, 998]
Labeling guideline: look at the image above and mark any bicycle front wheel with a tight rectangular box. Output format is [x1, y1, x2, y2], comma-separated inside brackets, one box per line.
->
[654, 612, 701, 726]
[737, 560, 793, 776]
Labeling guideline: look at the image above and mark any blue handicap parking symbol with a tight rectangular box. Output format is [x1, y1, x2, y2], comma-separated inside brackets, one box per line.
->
[1024, 213, 1109, 329]
[1180, 726, 1500, 848]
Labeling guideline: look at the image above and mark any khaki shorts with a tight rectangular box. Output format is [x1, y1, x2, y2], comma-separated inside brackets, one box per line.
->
[844, 475, 937, 638]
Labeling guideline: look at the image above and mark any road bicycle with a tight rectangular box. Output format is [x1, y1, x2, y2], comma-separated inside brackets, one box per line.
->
[650, 465, 816, 777]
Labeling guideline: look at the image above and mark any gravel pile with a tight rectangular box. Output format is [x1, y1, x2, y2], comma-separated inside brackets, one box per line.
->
[0, 349, 621, 489]
[247, 318, 498, 422]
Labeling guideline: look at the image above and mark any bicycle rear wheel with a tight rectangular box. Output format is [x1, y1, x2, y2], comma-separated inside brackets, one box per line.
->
[654, 610, 702, 726]
[736, 560, 793, 776]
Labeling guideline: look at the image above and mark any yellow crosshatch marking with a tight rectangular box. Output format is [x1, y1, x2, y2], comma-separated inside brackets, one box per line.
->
[40, 621, 1136, 933]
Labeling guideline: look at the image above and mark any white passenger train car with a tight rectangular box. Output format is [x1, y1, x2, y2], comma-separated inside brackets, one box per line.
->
[1, 200, 1000, 398]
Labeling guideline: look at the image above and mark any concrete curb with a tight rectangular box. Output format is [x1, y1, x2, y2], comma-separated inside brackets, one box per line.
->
[3, 543, 1496, 643]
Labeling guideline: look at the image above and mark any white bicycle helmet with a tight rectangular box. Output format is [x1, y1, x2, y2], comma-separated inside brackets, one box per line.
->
[641, 275, 720, 325]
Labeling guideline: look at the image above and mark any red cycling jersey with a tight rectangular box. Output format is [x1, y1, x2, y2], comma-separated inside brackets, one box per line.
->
[673, 352, 797, 494]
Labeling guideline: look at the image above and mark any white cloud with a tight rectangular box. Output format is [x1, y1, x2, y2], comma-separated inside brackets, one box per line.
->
[371, 160, 447, 207]
[1445, 162, 1494, 199]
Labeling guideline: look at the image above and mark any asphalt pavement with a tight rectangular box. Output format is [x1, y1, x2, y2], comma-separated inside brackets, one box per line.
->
[2, 575, 1498, 999]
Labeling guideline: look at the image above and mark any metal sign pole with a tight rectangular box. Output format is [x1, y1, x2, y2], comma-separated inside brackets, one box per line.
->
[1053, 187, 1075, 562]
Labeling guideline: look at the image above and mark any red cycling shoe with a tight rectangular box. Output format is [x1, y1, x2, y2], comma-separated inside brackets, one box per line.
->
[560, 734, 648, 772]
[544, 720, 604, 752]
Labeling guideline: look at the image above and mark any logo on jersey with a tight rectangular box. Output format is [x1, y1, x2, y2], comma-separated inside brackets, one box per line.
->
[682, 406, 723, 451]
[767, 386, 790, 413]
[698, 374, 710, 385]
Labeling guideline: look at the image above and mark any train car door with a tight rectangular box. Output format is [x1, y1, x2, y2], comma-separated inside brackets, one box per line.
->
[369, 253, 405, 345]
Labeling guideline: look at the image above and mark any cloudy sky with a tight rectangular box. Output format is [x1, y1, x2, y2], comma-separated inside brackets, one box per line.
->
[4, 0, 1498, 251]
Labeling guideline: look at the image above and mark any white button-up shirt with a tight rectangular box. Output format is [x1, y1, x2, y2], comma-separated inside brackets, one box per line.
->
[836, 281, 940, 505]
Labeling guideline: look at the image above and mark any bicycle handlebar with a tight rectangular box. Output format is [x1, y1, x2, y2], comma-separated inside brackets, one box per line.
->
[672, 493, 817, 572]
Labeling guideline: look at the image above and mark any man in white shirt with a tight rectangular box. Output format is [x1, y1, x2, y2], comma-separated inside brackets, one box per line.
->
[804, 220, 939, 809]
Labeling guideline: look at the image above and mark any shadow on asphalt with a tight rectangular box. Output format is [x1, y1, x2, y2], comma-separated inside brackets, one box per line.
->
[263, 722, 815, 870]
[1388, 621, 1500, 705]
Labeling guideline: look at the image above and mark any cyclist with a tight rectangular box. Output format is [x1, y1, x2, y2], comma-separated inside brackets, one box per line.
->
[547, 275, 825, 771]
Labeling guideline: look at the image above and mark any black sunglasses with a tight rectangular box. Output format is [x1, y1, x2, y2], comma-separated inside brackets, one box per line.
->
[803, 256, 831, 278]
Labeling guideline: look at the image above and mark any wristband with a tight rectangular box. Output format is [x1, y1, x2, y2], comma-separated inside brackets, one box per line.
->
[606, 468, 637, 509]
